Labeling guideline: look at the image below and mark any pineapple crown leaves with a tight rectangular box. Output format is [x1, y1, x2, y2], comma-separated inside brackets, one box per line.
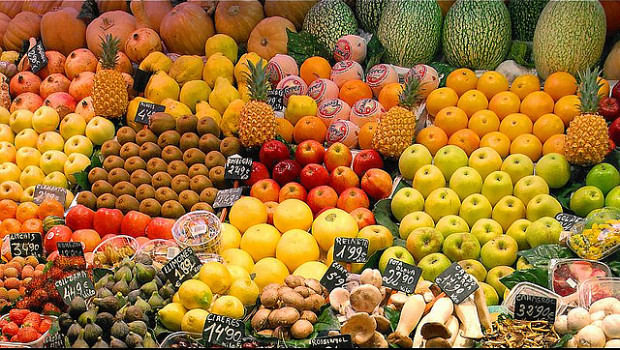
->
[242, 59, 271, 102]
[99, 34, 120, 70]
[577, 66, 603, 114]
[398, 74, 423, 110]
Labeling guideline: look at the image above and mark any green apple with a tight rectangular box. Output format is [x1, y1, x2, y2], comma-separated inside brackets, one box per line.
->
[469, 147, 502, 180]
[0, 162, 20, 182]
[424, 187, 460, 222]
[481, 171, 513, 206]
[486, 266, 514, 297]
[570, 186, 604, 217]
[442, 232, 480, 262]
[606, 186, 620, 208]
[535, 153, 570, 189]
[458, 259, 487, 282]
[449, 166, 483, 201]
[501, 154, 534, 184]
[417, 253, 451, 281]
[526, 194, 562, 221]
[37, 131, 64, 153]
[14, 128, 38, 149]
[15, 147, 41, 170]
[86, 116, 116, 146]
[378, 246, 415, 273]
[586, 163, 620, 195]
[399, 144, 432, 180]
[433, 145, 468, 181]
[43, 171, 68, 189]
[479, 281, 500, 306]
[64, 135, 93, 157]
[514, 175, 549, 206]
[59, 113, 87, 140]
[399, 211, 434, 239]
[492, 195, 526, 231]
[0, 124, 14, 144]
[470, 218, 503, 245]
[505, 219, 531, 251]
[40, 150, 68, 175]
[0, 141, 16, 163]
[19, 165, 45, 189]
[406, 227, 444, 261]
[9, 109, 33, 133]
[32, 106, 60, 133]
[459, 193, 493, 227]
[525, 217, 562, 248]
[516, 256, 533, 270]
[64, 153, 91, 184]
[480, 235, 518, 269]
[391, 187, 424, 221]
[413, 164, 445, 198]
[357, 225, 394, 256]
[435, 215, 469, 238]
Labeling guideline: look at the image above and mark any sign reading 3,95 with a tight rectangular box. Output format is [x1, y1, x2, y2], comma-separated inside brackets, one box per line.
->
[203, 313, 245, 347]
[333, 237, 369, 263]
[162, 247, 202, 288]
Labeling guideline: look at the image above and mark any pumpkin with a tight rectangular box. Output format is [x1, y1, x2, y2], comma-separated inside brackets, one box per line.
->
[125, 28, 162, 63]
[602, 1, 620, 35]
[0, 1, 23, 18]
[604, 41, 620, 80]
[22, 0, 62, 15]
[263, 0, 317, 30]
[41, 7, 86, 56]
[215, 1, 264, 44]
[248, 17, 296, 60]
[3, 11, 41, 51]
[188, 0, 217, 15]
[130, 0, 172, 32]
[60, 0, 85, 12]
[0, 13, 10, 45]
[160, 2, 214, 55]
[97, 0, 129, 13]
[86, 10, 136, 57]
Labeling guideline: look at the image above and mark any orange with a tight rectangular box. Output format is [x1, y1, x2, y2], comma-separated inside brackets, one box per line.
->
[468, 109, 500, 137]
[543, 134, 566, 155]
[378, 82, 403, 110]
[426, 87, 458, 116]
[15, 202, 38, 223]
[476, 71, 509, 99]
[0, 200, 17, 220]
[276, 118, 294, 143]
[480, 131, 511, 158]
[299, 56, 331, 85]
[554, 94, 580, 126]
[20, 218, 42, 234]
[598, 77, 610, 98]
[338, 80, 373, 107]
[448, 129, 480, 156]
[510, 133, 543, 161]
[1, 219, 21, 237]
[499, 113, 533, 141]
[358, 122, 377, 149]
[293, 116, 327, 143]
[520, 91, 555, 122]
[36, 198, 65, 219]
[510, 74, 540, 100]
[532, 113, 565, 142]
[488, 91, 521, 120]
[543, 72, 577, 101]
[457, 89, 488, 117]
[446, 68, 478, 96]
[434, 106, 468, 137]
[416, 126, 448, 155]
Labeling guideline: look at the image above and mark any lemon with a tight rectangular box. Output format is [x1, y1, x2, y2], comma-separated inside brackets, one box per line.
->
[229, 196, 267, 233]
[275, 229, 320, 272]
[226, 264, 250, 282]
[208, 77, 240, 115]
[158, 302, 187, 331]
[220, 99, 245, 137]
[169, 55, 204, 85]
[180, 80, 211, 113]
[227, 279, 260, 307]
[234, 52, 265, 85]
[181, 308, 209, 333]
[178, 279, 213, 310]
[220, 223, 241, 251]
[273, 199, 313, 232]
[203, 53, 234, 88]
[285, 95, 318, 125]
[205, 34, 238, 63]
[221, 248, 254, 272]
[172, 292, 181, 304]
[252, 257, 289, 291]
[210, 295, 245, 319]
[240, 224, 281, 262]
[198, 261, 232, 294]
[293, 261, 328, 281]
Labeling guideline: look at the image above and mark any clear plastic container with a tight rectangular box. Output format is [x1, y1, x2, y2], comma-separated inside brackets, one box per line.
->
[92, 235, 139, 268]
[567, 207, 620, 260]
[159, 331, 203, 348]
[502, 282, 567, 317]
[136, 239, 180, 269]
[172, 211, 221, 256]
[0, 314, 56, 348]
[549, 259, 612, 299]
[578, 277, 620, 309]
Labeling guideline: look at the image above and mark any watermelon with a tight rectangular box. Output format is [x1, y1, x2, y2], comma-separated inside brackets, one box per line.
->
[533, 0, 606, 79]
[508, 0, 549, 42]
[442, 0, 512, 70]
[355, 0, 386, 34]
[43, 216, 65, 232]
[302, 0, 358, 52]
[376, 0, 442, 67]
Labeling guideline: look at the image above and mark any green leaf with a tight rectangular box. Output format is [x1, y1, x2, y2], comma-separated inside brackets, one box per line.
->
[362, 249, 384, 271]
[551, 181, 583, 212]
[364, 35, 385, 74]
[383, 306, 400, 332]
[507, 40, 535, 68]
[517, 244, 575, 268]
[373, 199, 399, 239]
[286, 29, 331, 66]
[608, 261, 620, 277]
[554, 332, 576, 348]
[72, 171, 90, 192]
[500, 268, 549, 289]
[90, 149, 103, 169]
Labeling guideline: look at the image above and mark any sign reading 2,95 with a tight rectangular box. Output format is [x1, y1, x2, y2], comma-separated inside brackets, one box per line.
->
[333, 237, 369, 263]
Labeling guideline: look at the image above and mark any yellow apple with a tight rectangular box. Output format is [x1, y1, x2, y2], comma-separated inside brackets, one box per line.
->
[357, 225, 394, 256]
[526, 194, 562, 221]
[0, 141, 16, 163]
[0, 106, 10, 124]
[492, 195, 526, 231]
[0, 181, 23, 201]
[9, 109, 33, 133]
[43, 171, 69, 189]
[311, 208, 358, 251]
[514, 175, 549, 206]
[413, 165, 446, 198]
[32, 106, 60, 133]
[399, 211, 435, 239]
[37, 131, 65, 153]
[85, 117, 115, 145]
[64, 153, 91, 184]
[64, 135, 93, 157]
[469, 147, 502, 180]
[21, 186, 35, 202]
[15, 147, 41, 170]
[40, 150, 68, 175]
[0, 124, 14, 143]
[14, 128, 39, 149]
[65, 190, 74, 208]
[19, 165, 45, 188]
[59, 113, 87, 140]
[0, 162, 21, 182]
[424, 187, 461, 222]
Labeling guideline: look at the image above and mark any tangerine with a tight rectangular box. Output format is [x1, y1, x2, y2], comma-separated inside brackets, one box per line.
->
[434, 106, 468, 137]
[426, 87, 458, 116]
[299, 57, 331, 85]
[20, 218, 42, 234]
[0, 200, 17, 220]
[532, 113, 565, 142]
[416, 126, 448, 155]
[480, 131, 511, 158]
[378, 82, 403, 110]
[294, 116, 327, 143]
[276, 118, 294, 143]
[499, 113, 533, 141]
[554, 95, 580, 127]
[446, 68, 478, 96]
[457, 89, 488, 117]
[476, 71, 509, 99]
[15, 202, 38, 223]
[510, 134, 542, 161]
[1, 219, 21, 237]
[542, 134, 566, 155]
[36, 198, 64, 219]
[338, 80, 373, 107]
[468, 109, 500, 137]
[510, 74, 540, 100]
[71, 229, 101, 253]
[448, 129, 480, 156]
[488, 91, 521, 120]
[543, 72, 577, 101]
[358, 122, 377, 150]
[520, 91, 555, 121]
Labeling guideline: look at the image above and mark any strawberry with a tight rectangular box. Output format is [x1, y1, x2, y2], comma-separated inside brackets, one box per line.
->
[38, 319, 52, 334]
[42, 303, 61, 316]
[2, 322, 18, 337]
[22, 312, 41, 330]
[8, 309, 29, 326]
[15, 327, 41, 343]
[0, 335, 7, 342]
[0, 319, 8, 329]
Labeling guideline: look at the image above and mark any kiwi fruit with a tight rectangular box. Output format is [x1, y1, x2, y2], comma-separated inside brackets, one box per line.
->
[88, 167, 108, 184]
[183, 148, 205, 166]
[191, 202, 214, 212]
[197, 117, 220, 137]
[199, 134, 221, 153]
[155, 187, 178, 204]
[130, 169, 152, 187]
[167, 160, 189, 177]
[178, 190, 200, 211]
[107, 168, 130, 185]
[135, 128, 157, 145]
[97, 193, 117, 209]
[209, 166, 226, 189]
[116, 126, 137, 145]
[179, 132, 199, 152]
[176, 115, 198, 134]
[161, 145, 183, 162]
[124, 156, 147, 173]
[158, 130, 181, 148]
[151, 172, 172, 189]
[115, 194, 140, 214]
[190, 175, 212, 193]
[161, 200, 185, 219]
[139, 198, 161, 217]
[119, 142, 140, 160]
[101, 140, 121, 157]
[135, 184, 156, 201]
[76, 191, 97, 209]
[139, 142, 162, 161]
[103, 155, 124, 172]
[149, 112, 176, 135]
[204, 151, 226, 169]
[188, 164, 209, 178]
[200, 187, 218, 205]
[146, 157, 168, 175]
[219, 136, 242, 157]
[92, 180, 113, 197]
[171, 175, 190, 193]
[112, 181, 137, 197]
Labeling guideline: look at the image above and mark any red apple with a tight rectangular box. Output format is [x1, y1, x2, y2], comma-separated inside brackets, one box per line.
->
[295, 140, 325, 166]
[300, 163, 330, 190]
[259, 140, 290, 169]
[93, 208, 123, 236]
[337, 187, 370, 212]
[145, 218, 175, 240]
[272, 159, 301, 186]
[324, 142, 352, 172]
[44, 225, 72, 254]
[120, 211, 151, 238]
[278, 182, 307, 202]
[352, 149, 384, 176]
[307, 185, 338, 214]
[350, 207, 376, 229]
[65, 204, 94, 231]
[610, 117, 620, 145]
[599, 96, 620, 121]
[330, 166, 360, 194]
[250, 179, 281, 202]
[265, 201, 278, 225]
[246, 161, 270, 186]
[612, 81, 620, 100]
[361, 168, 393, 200]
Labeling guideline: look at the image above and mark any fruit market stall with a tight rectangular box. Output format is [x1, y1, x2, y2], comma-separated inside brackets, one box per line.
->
[0, 0, 617, 348]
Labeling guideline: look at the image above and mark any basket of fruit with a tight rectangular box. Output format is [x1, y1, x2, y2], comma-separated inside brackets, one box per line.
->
[0, 310, 55, 347]
[92, 235, 139, 268]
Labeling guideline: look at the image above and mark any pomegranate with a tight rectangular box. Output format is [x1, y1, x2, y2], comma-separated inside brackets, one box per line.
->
[39, 73, 71, 98]
[124, 28, 162, 63]
[20, 51, 66, 79]
[64, 48, 97, 79]
[75, 96, 95, 122]
[10, 92, 43, 113]
[68, 71, 94, 101]
[44, 92, 76, 117]
[122, 72, 136, 98]
[9, 71, 41, 97]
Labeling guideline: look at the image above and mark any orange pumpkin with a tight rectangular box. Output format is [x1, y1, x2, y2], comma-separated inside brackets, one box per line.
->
[263, 0, 317, 30]
[130, 0, 172, 33]
[97, 0, 129, 13]
[41, 7, 86, 56]
[248, 17, 296, 61]
[124, 28, 162, 63]
[60, 0, 85, 12]
[160, 2, 214, 55]
[187, 0, 217, 14]
[86, 11, 136, 57]
[215, 1, 264, 44]
[22, 0, 62, 15]
[0, 13, 10, 45]
[0, 1, 23, 18]
[3, 11, 41, 51]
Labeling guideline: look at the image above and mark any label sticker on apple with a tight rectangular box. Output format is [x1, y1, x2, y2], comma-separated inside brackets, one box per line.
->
[33, 185, 67, 206]
[435, 262, 479, 304]
[333, 237, 369, 263]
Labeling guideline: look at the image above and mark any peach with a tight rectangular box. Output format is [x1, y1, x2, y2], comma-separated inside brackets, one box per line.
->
[406, 64, 439, 98]
[330, 165, 359, 194]
[350, 207, 375, 229]
[366, 64, 399, 97]
[361, 168, 392, 200]
[317, 98, 351, 127]
[326, 120, 359, 148]
[267, 54, 299, 87]
[330, 60, 364, 88]
[349, 98, 385, 127]
[68, 72, 94, 101]
[10, 72, 41, 98]
[10, 93, 43, 113]
[307, 78, 339, 105]
[333, 35, 367, 63]
[337, 187, 370, 213]
[307, 185, 338, 214]
[44, 92, 77, 117]
[250, 179, 281, 203]
[276, 75, 307, 105]
[278, 182, 307, 202]
[39, 73, 71, 99]
[75, 97, 95, 122]
[64, 48, 98, 80]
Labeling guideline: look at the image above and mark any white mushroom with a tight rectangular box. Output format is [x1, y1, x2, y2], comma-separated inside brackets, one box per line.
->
[341, 312, 377, 345]
[575, 324, 606, 348]
[329, 287, 350, 315]
[452, 325, 474, 348]
[589, 297, 620, 316]
[554, 314, 569, 335]
[568, 307, 591, 331]
[389, 292, 408, 310]
[601, 314, 620, 339]
[445, 316, 460, 346]
[387, 294, 425, 348]
[350, 284, 383, 313]
[606, 339, 620, 348]
[360, 269, 383, 288]
[454, 296, 483, 339]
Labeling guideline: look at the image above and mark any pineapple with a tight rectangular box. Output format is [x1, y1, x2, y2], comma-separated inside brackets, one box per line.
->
[564, 68, 609, 166]
[238, 59, 276, 148]
[371, 76, 422, 158]
[92, 34, 128, 118]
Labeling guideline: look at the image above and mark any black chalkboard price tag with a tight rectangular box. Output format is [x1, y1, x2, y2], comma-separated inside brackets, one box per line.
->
[54, 271, 95, 304]
[161, 247, 202, 288]
[202, 313, 245, 348]
[57, 241, 84, 258]
[133, 69, 153, 93]
[135, 101, 166, 124]
[333, 237, 369, 263]
[514, 294, 557, 323]
[435, 262, 479, 304]
[320, 261, 349, 292]
[555, 213, 585, 231]
[10, 232, 43, 258]
[27, 40, 48, 74]
[382, 258, 422, 294]
[224, 156, 252, 180]
[310, 335, 353, 348]
[212, 188, 243, 209]
[44, 321, 65, 348]
[267, 88, 285, 111]
[33, 184, 67, 205]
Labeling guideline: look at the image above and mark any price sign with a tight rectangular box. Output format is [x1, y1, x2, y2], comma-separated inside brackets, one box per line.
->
[54, 271, 95, 304]
[310, 335, 353, 348]
[382, 258, 422, 294]
[555, 213, 585, 231]
[134, 101, 165, 124]
[132, 69, 153, 92]
[33, 185, 67, 205]
[320, 261, 349, 293]
[224, 156, 252, 180]
[514, 294, 557, 323]
[267, 88, 285, 111]
[10, 232, 42, 258]
[57, 241, 84, 257]
[26, 40, 48, 74]
[333, 237, 369, 263]
[435, 262, 479, 304]
[202, 313, 245, 348]
[212, 187, 243, 209]
[44, 332, 64, 348]
[161, 247, 202, 288]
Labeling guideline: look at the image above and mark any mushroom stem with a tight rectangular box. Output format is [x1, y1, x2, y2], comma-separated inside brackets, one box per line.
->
[412, 298, 454, 347]
[446, 316, 460, 346]
[387, 294, 425, 348]
[452, 324, 474, 348]
[454, 297, 484, 339]
[473, 284, 492, 331]
[329, 287, 351, 315]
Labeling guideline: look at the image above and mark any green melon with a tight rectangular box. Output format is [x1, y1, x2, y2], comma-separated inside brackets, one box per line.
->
[376, 0, 442, 67]
[508, 0, 549, 42]
[355, 0, 386, 34]
[302, 0, 358, 52]
[442, 0, 511, 70]
[533, 0, 606, 79]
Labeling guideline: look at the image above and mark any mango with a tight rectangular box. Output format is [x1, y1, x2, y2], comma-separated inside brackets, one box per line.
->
[145, 71, 180, 104]
[180, 80, 211, 113]
[203, 53, 234, 88]
[169, 55, 204, 85]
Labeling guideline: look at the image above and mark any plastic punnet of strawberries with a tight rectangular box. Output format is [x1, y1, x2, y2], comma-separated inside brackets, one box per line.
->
[0, 309, 52, 344]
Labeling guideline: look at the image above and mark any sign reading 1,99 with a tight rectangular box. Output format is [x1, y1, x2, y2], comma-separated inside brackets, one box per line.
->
[333, 237, 369, 263]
